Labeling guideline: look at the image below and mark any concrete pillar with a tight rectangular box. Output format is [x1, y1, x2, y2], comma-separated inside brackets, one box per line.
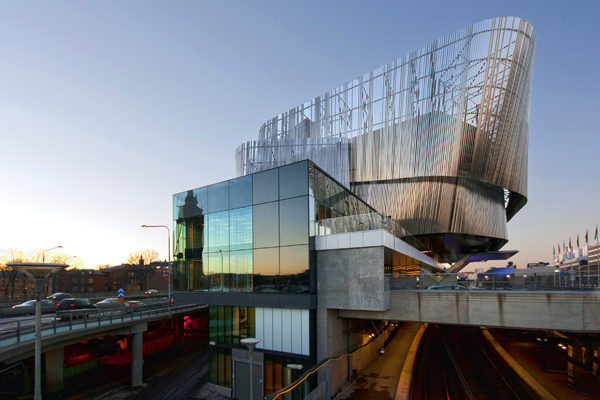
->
[172, 317, 185, 350]
[45, 347, 65, 393]
[130, 323, 147, 388]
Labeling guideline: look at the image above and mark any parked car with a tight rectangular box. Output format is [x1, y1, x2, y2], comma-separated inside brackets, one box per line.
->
[46, 293, 73, 305]
[95, 298, 125, 309]
[427, 284, 472, 290]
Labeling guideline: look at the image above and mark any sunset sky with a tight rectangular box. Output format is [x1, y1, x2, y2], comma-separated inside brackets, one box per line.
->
[0, 1, 598, 269]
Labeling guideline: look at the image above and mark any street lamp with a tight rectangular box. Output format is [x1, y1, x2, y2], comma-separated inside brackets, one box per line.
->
[141, 225, 171, 310]
[42, 246, 62, 263]
[285, 364, 304, 400]
[241, 338, 261, 400]
[7, 262, 68, 400]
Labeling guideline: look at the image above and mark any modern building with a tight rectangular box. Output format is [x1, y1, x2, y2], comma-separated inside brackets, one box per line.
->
[173, 16, 535, 399]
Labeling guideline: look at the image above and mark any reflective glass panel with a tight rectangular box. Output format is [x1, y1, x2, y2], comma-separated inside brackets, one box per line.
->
[189, 258, 207, 291]
[229, 175, 252, 209]
[254, 247, 280, 292]
[208, 212, 229, 252]
[229, 250, 252, 292]
[280, 245, 309, 293]
[230, 207, 252, 251]
[174, 187, 208, 220]
[208, 181, 229, 213]
[279, 161, 308, 200]
[280, 196, 308, 246]
[253, 202, 279, 248]
[208, 251, 229, 292]
[253, 168, 278, 205]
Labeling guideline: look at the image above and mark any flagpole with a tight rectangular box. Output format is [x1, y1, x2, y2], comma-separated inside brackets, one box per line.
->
[588, 224, 600, 287]
[586, 229, 590, 287]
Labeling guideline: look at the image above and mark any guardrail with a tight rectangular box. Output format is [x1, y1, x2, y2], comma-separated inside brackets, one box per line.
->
[389, 271, 600, 291]
[0, 302, 205, 351]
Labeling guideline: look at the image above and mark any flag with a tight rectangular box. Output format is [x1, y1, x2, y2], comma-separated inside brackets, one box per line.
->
[563, 240, 566, 252]
[577, 234, 579, 248]
[586, 229, 589, 245]
[596, 225, 598, 241]
[569, 237, 572, 251]
[553, 246, 556, 256]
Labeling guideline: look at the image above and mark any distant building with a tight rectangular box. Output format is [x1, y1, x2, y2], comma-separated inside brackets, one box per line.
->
[54, 269, 108, 294]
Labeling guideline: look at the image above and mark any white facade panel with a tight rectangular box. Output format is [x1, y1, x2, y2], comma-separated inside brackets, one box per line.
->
[291, 309, 303, 354]
[337, 233, 351, 249]
[272, 308, 282, 352]
[281, 309, 292, 353]
[263, 307, 273, 350]
[301, 309, 310, 355]
[255, 307, 264, 350]
[349, 232, 363, 248]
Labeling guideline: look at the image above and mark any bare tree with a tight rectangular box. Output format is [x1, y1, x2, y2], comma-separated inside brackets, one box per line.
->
[126, 250, 159, 266]
[125, 250, 160, 291]
[0, 249, 27, 299]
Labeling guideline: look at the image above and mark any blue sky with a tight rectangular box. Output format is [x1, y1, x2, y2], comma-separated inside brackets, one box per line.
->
[0, 1, 598, 269]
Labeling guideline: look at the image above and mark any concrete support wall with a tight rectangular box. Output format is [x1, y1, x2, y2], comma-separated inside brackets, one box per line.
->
[316, 309, 348, 394]
[130, 323, 147, 388]
[172, 317, 185, 349]
[44, 347, 64, 393]
[317, 247, 388, 311]
[339, 291, 600, 332]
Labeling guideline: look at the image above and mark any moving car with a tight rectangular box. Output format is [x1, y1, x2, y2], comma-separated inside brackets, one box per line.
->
[57, 298, 97, 310]
[11, 300, 57, 315]
[12, 300, 55, 308]
[145, 289, 158, 295]
[95, 298, 125, 309]
[56, 298, 97, 320]
[46, 293, 73, 305]
[124, 300, 145, 307]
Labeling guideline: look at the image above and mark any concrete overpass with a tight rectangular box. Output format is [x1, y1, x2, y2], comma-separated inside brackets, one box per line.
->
[0, 304, 206, 394]
[338, 290, 600, 332]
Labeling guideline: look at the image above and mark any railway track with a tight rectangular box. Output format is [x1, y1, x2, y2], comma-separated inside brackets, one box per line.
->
[409, 325, 531, 400]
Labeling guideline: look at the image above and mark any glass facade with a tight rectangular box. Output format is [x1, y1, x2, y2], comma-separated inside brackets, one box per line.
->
[174, 160, 376, 393]
[174, 160, 375, 293]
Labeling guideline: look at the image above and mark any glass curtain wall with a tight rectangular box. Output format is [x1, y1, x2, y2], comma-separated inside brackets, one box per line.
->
[308, 162, 377, 236]
[174, 161, 316, 294]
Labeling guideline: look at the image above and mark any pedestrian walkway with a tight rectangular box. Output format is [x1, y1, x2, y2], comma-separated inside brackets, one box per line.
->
[336, 322, 423, 400]
[488, 328, 600, 400]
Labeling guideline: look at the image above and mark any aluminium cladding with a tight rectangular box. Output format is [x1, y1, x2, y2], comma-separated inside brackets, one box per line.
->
[235, 17, 536, 263]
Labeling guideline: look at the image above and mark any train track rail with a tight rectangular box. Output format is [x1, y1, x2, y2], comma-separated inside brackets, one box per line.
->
[410, 325, 531, 400]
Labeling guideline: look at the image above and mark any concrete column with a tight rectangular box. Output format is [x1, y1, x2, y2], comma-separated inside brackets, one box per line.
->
[172, 317, 185, 350]
[130, 323, 147, 388]
[45, 347, 65, 393]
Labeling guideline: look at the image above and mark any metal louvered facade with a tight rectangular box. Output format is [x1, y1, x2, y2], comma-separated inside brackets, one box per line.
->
[235, 17, 536, 263]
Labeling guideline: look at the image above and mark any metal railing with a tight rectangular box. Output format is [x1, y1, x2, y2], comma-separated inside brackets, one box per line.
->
[0, 302, 205, 351]
[389, 271, 600, 291]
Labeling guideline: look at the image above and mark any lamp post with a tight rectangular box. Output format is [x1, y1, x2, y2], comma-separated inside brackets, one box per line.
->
[7, 263, 68, 400]
[42, 246, 62, 263]
[285, 364, 304, 400]
[141, 225, 171, 310]
[241, 338, 261, 400]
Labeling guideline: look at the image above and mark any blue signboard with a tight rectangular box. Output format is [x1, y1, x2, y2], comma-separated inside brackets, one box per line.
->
[118, 288, 125, 298]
